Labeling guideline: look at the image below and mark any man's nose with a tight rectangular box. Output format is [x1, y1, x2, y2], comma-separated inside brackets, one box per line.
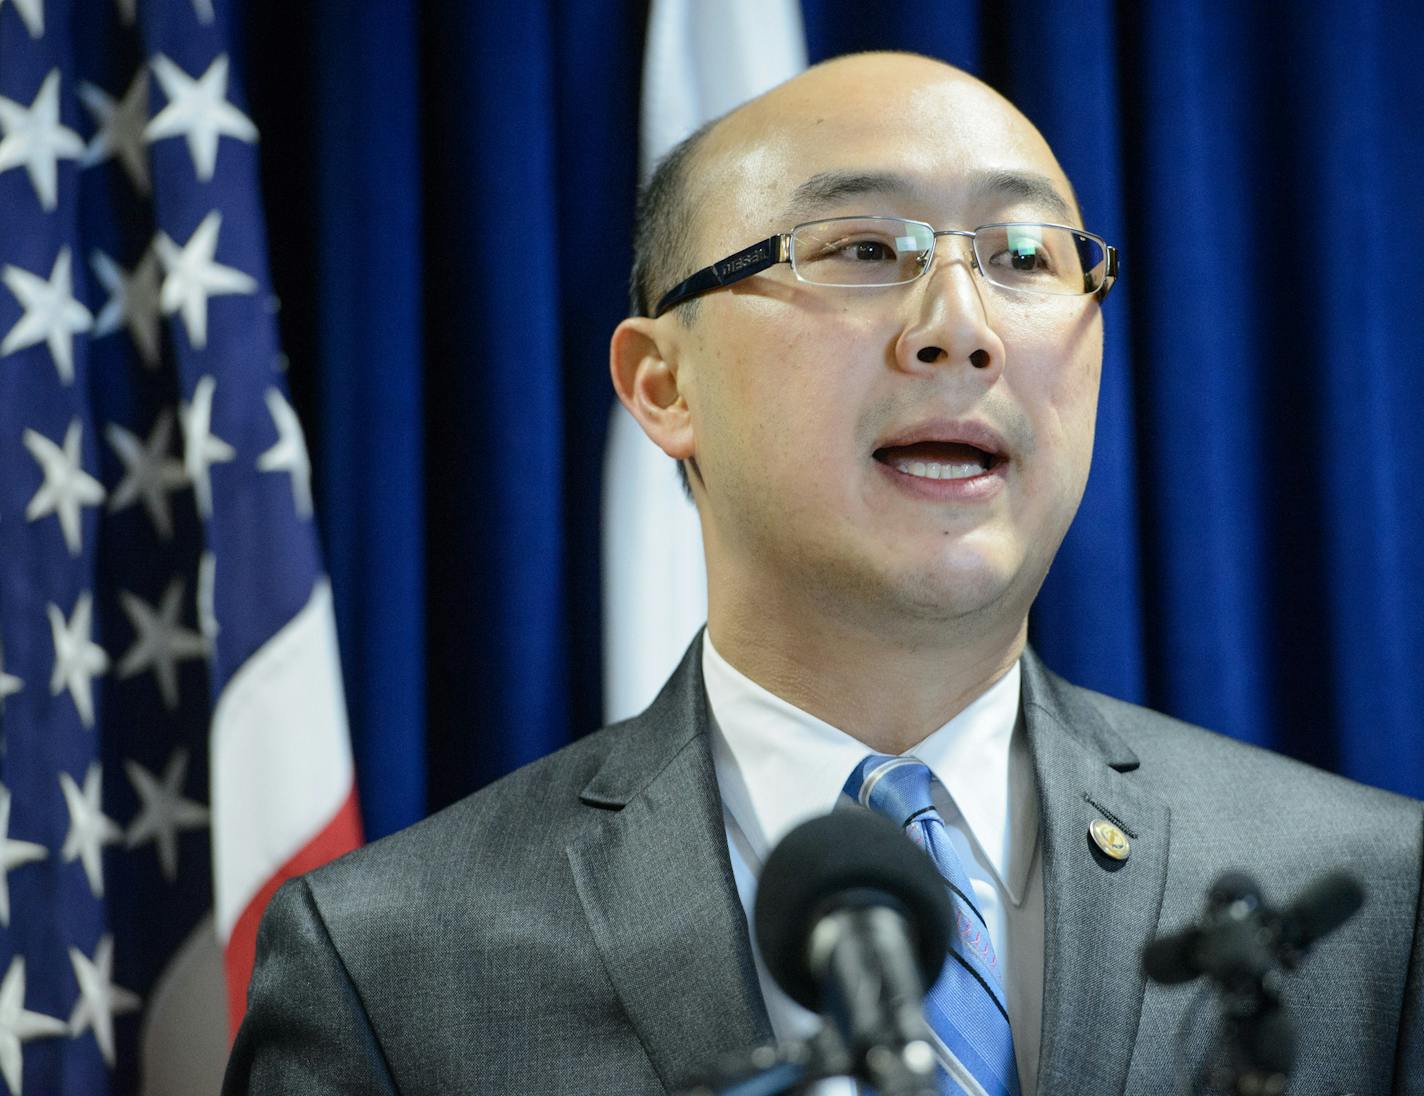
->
[893, 241, 1007, 377]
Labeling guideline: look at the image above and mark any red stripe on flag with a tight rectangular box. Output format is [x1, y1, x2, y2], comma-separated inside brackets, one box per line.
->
[223, 787, 364, 1036]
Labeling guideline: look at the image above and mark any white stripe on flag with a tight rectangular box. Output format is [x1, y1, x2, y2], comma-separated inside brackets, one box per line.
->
[211, 579, 355, 941]
[602, 0, 808, 723]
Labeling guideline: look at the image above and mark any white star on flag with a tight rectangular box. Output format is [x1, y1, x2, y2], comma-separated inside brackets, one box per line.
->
[90, 248, 162, 366]
[197, 549, 219, 644]
[90, 244, 163, 364]
[79, 69, 151, 195]
[105, 410, 187, 539]
[0, 0, 45, 38]
[192, 0, 214, 23]
[23, 418, 105, 557]
[117, 578, 208, 710]
[0, 956, 67, 1096]
[0, 642, 21, 714]
[145, 53, 257, 182]
[258, 386, 313, 518]
[0, 69, 85, 211]
[180, 375, 235, 518]
[113, 0, 134, 24]
[67, 935, 141, 1066]
[1, 248, 94, 385]
[124, 749, 209, 881]
[47, 592, 109, 729]
[0, 785, 46, 929]
[23, 418, 106, 558]
[154, 211, 257, 349]
[59, 764, 122, 899]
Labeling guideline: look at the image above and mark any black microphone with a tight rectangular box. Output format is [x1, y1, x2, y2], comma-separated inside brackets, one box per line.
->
[1142, 870, 1365, 986]
[1143, 870, 1363, 1090]
[754, 810, 951, 1096]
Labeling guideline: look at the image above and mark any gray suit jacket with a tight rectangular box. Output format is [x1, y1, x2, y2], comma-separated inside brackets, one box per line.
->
[224, 641, 1424, 1094]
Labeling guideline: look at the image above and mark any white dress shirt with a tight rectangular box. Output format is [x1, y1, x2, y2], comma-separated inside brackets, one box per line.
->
[703, 636, 1044, 1096]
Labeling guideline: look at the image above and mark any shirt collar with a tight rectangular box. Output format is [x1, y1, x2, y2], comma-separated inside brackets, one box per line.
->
[703, 635, 1036, 905]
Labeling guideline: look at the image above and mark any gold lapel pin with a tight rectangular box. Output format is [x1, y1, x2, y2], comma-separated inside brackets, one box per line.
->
[1089, 817, 1131, 862]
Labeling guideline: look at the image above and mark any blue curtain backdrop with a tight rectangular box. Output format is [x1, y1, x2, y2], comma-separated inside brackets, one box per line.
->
[234, 1, 1424, 841]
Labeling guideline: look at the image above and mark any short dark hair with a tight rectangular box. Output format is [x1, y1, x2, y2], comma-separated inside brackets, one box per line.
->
[628, 120, 723, 500]
[628, 118, 718, 321]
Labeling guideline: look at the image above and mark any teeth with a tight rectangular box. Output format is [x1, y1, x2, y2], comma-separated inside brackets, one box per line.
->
[895, 460, 983, 481]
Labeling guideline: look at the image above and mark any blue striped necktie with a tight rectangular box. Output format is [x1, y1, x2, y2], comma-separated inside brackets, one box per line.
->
[843, 755, 1021, 1096]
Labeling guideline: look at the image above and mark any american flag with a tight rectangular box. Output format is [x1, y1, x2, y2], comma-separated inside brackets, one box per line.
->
[0, 2, 361, 1093]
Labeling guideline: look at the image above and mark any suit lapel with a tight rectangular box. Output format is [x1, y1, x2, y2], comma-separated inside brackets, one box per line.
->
[1022, 652, 1171, 1096]
[567, 637, 772, 1092]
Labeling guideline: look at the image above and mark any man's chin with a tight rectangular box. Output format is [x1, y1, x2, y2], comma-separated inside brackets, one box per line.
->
[898, 575, 1018, 624]
[839, 554, 1027, 631]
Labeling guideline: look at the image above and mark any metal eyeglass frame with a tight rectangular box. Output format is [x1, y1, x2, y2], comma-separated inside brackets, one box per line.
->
[652, 217, 1119, 318]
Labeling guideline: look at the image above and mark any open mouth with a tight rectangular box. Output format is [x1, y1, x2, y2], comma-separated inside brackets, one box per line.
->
[872, 440, 1003, 481]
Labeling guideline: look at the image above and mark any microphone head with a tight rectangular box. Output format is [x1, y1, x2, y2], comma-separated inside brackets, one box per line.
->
[1281, 871, 1365, 950]
[1143, 872, 1262, 985]
[1207, 871, 1262, 915]
[754, 810, 952, 1010]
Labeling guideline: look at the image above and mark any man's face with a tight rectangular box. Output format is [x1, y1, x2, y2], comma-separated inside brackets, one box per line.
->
[665, 57, 1103, 637]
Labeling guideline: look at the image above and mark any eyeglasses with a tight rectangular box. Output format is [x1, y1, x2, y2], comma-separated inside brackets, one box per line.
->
[652, 216, 1119, 317]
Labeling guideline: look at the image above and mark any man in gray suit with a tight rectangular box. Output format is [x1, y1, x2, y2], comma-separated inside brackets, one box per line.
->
[225, 53, 1423, 1095]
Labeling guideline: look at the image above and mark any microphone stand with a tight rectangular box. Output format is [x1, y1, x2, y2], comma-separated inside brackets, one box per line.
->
[679, 1025, 855, 1096]
[1150, 869, 1366, 1095]
[1189, 968, 1292, 1096]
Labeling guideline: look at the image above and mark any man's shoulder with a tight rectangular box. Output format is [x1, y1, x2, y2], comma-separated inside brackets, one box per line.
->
[286, 638, 711, 944]
[295, 718, 645, 922]
[1036, 662, 1422, 850]
[1094, 681, 1411, 802]
[237, 713, 699, 1093]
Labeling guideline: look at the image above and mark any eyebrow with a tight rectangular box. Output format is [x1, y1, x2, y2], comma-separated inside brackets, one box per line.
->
[781, 170, 918, 222]
[966, 169, 1078, 223]
[779, 167, 1078, 225]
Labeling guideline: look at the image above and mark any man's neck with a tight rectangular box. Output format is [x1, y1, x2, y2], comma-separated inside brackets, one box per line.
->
[706, 595, 1027, 756]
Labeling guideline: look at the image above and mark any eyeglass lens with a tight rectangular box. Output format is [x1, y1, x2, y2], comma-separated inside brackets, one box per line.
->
[788, 217, 1107, 296]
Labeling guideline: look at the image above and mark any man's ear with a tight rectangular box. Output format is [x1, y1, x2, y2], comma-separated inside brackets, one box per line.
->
[609, 317, 696, 460]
